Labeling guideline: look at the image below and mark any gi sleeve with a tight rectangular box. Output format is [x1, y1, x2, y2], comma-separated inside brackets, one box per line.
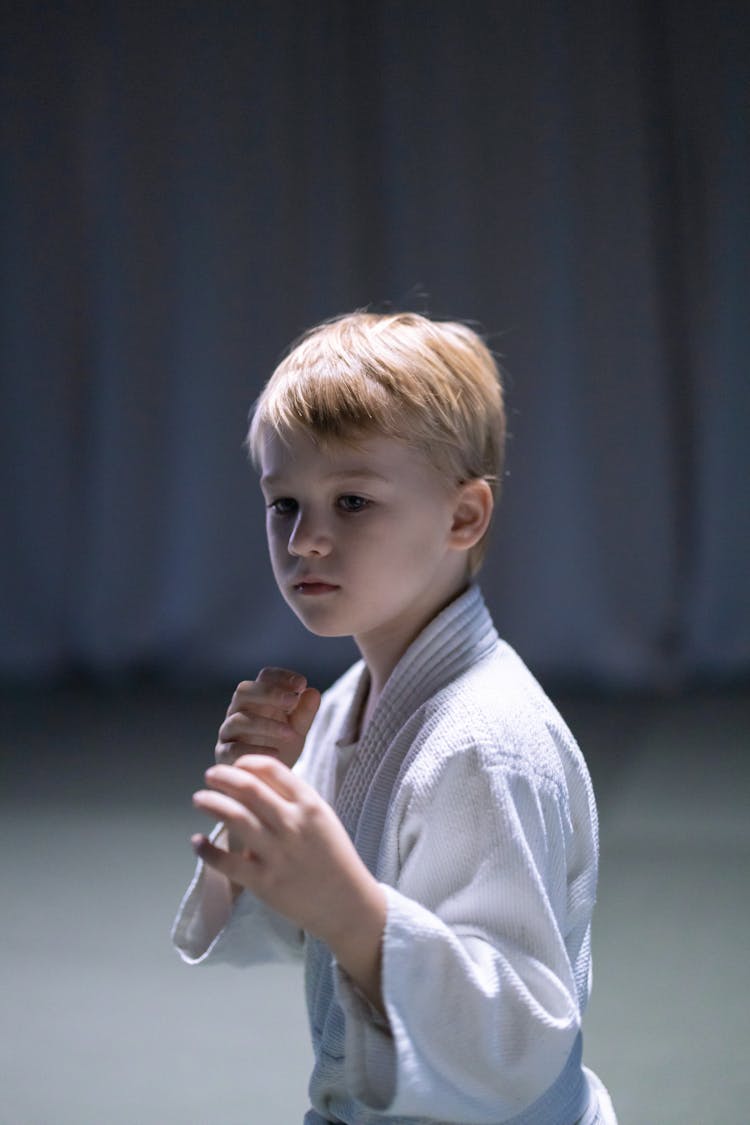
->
[334, 745, 588, 1122]
[171, 829, 304, 967]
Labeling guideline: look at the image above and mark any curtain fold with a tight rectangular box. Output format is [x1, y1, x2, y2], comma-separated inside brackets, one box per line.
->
[1, 1, 748, 687]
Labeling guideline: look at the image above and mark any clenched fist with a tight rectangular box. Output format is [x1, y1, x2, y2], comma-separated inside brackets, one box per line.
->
[216, 667, 321, 770]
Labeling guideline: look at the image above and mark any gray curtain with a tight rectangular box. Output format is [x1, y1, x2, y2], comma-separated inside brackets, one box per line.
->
[2, 1, 748, 688]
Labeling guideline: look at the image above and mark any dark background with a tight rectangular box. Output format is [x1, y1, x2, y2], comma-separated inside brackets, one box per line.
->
[1, 5, 749, 1123]
[2, 0, 748, 692]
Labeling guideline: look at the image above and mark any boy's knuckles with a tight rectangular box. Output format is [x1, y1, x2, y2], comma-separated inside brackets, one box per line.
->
[216, 740, 262, 764]
[220, 713, 254, 740]
[215, 740, 233, 763]
[218, 716, 236, 741]
[229, 681, 282, 711]
[257, 666, 286, 681]
[258, 667, 306, 690]
[227, 679, 305, 724]
[271, 807, 299, 840]
[229, 681, 256, 707]
[221, 713, 291, 743]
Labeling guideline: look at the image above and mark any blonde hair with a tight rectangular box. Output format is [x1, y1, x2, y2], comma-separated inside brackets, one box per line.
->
[247, 311, 506, 573]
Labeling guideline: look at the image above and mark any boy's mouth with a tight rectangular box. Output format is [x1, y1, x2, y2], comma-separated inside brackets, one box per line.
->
[293, 580, 340, 595]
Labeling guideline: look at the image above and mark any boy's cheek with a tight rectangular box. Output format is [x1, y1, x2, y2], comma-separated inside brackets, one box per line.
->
[267, 541, 288, 575]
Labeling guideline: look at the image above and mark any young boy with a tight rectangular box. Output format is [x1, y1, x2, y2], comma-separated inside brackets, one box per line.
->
[172, 312, 617, 1125]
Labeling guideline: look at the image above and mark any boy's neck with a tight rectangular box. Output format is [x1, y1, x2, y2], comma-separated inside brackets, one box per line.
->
[354, 576, 472, 736]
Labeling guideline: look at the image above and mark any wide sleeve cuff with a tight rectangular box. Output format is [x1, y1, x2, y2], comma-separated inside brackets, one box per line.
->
[334, 956, 396, 1111]
[171, 828, 304, 967]
[337, 882, 580, 1122]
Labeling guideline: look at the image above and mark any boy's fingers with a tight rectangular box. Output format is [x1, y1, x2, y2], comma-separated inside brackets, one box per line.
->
[227, 669, 307, 718]
[233, 753, 301, 801]
[217, 672, 315, 768]
[192, 789, 273, 858]
[256, 666, 306, 689]
[215, 741, 282, 765]
[287, 687, 321, 739]
[204, 764, 290, 832]
[192, 834, 260, 883]
[219, 711, 299, 747]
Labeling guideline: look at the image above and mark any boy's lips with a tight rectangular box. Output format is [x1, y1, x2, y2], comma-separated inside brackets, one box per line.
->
[293, 578, 340, 595]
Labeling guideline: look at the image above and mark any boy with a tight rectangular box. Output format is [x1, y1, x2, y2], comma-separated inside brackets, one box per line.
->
[173, 312, 616, 1124]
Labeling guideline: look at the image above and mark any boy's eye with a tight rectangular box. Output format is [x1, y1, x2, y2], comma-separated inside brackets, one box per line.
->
[337, 494, 370, 513]
[268, 497, 297, 516]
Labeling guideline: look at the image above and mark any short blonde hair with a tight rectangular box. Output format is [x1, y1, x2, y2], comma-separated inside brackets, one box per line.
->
[247, 311, 506, 573]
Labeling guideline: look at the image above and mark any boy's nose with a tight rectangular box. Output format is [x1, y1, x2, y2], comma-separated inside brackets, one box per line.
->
[287, 512, 332, 557]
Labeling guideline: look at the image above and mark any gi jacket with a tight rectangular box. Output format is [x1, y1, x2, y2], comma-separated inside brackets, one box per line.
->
[173, 585, 603, 1125]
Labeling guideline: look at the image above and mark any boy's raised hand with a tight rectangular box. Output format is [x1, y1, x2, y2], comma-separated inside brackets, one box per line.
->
[192, 754, 387, 1011]
[198, 676, 387, 1011]
[216, 667, 321, 771]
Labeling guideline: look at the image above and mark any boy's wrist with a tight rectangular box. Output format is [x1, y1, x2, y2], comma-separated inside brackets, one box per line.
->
[323, 875, 388, 1016]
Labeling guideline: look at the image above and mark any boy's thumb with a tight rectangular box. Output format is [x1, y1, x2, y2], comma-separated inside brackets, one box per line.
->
[289, 686, 321, 739]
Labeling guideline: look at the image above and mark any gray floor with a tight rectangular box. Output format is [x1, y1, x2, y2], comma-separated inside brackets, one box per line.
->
[1, 681, 748, 1124]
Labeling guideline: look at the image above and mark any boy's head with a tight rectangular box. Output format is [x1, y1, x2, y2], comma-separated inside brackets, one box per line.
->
[247, 311, 505, 575]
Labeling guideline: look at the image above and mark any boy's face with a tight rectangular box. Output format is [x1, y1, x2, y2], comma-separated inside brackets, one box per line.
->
[258, 426, 469, 660]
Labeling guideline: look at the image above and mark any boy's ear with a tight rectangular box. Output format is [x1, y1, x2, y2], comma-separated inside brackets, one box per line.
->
[448, 479, 494, 550]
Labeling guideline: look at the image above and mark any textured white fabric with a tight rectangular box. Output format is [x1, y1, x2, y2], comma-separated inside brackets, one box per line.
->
[580, 1068, 618, 1125]
[172, 585, 614, 1124]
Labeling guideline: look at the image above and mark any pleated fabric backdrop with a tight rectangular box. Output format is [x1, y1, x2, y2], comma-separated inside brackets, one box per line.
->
[1, 1, 748, 688]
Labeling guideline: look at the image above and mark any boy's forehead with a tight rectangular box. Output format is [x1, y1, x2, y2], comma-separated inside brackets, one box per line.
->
[258, 426, 428, 484]
[261, 427, 375, 473]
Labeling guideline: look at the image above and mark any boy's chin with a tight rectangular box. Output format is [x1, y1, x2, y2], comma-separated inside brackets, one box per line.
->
[288, 607, 351, 639]
[298, 620, 351, 639]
